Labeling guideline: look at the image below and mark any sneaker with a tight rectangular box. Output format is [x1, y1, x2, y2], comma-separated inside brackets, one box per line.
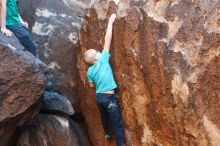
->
[105, 134, 112, 140]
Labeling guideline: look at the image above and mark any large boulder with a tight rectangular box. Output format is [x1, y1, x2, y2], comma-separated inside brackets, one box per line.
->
[41, 91, 75, 115]
[0, 34, 47, 146]
[18, 0, 85, 105]
[16, 114, 90, 146]
[77, 0, 220, 146]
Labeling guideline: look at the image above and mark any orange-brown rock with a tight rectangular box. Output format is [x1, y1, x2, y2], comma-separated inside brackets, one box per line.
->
[77, 0, 220, 146]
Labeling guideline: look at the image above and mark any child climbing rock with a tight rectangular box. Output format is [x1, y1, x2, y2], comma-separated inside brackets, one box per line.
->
[0, 0, 37, 56]
[83, 13, 125, 146]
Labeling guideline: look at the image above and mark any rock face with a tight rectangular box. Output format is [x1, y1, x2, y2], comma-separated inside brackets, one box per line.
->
[16, 114, 90, 146]
[18, 0, 84, 105]
[77, 0, 220, 146]
[16, 88, 89, 146]
[41, 91, 75, 115]
[16, 0, 220, 146]
[0, 34, 46, 146]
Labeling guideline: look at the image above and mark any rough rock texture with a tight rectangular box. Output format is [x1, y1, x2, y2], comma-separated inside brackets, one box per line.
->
[18, 0, 83, 106]
[15, 0, 220, 145]
[0, 34, 46, 146]
[16, 114, 90, 146]
[77, 0, 220, 146]
[18, 0, 96, 144]
[41, 91, 75, 115]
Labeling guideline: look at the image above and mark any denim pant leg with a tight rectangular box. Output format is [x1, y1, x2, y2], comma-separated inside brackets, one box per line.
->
[96, 94, 111, 135]
[7, 24, 37, 56]
[97, 103, 111, 135]
[106, 97, 124, 146]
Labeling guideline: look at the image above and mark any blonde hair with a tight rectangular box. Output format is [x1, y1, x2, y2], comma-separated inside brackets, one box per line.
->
[83, 49, 98, 64]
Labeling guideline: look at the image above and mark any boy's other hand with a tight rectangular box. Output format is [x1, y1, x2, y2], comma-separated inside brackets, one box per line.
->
[1, 28, 13, 37]
[89, 83, 95, 88]
[22, 21, 29, 29]
[109, 13, 117, 24]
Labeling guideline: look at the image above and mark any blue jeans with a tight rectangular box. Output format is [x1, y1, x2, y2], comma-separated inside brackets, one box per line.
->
[7, 24, 37, 56]
[96, 93, 124, 146]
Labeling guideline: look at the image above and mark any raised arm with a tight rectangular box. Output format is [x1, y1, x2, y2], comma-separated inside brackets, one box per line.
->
[0, 0, 13, 36]
[103, 13, 116, 52]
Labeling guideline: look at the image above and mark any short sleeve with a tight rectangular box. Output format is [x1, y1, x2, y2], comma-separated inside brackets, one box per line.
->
[98, 49, 110, 62]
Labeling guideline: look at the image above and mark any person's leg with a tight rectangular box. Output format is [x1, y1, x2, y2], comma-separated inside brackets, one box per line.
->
[7, 24, 37, 56]
[96, 94, 111, 137]
[97, 104, 112, 137]
[107, 96, 124, 146]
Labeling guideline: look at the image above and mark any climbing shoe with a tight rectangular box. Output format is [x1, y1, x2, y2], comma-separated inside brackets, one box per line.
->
[105, 134, 112, 140]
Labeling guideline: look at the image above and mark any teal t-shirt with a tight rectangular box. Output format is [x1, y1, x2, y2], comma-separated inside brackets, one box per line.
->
[6, 0, 21, 25]
[87, 49, 117, 93]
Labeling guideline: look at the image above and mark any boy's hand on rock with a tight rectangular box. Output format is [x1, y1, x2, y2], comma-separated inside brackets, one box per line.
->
[113, 0, 120, 5]
[1, 28, 13, 37]
[109, 13, 117, 24]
